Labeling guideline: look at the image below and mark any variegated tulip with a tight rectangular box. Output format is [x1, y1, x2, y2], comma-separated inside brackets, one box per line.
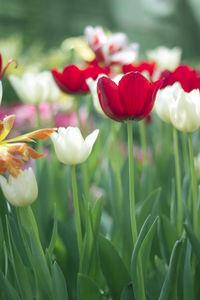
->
[0, 168, 38, 207]
[0, 114, 55, 177]
[51, 127, 99, 165]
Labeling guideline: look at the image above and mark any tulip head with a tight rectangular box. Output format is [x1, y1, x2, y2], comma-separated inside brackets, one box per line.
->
[147, 46, 181, 71]
[97, 71, 162, 122]
[51, 127, 99, 165]
[170, 88, 200, 132]
[9, 71, 60, 104]
[0, 168, 38, 207]
[155, 82, 182, 123]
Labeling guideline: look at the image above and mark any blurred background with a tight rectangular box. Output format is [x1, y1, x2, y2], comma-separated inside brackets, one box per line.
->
[0, 0, 200, 62]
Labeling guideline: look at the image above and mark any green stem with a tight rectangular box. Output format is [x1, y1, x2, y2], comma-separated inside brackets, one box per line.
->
[71, 165, 83, 257]
[127, 121, 146, 300]
[75, 97, 82, 131]
[181, 133, 190, 176]
[188, 133, 199, 236]
[139, 120, 148, 163]
[173, 127, 182, 235]
[18, 206, 44, 256]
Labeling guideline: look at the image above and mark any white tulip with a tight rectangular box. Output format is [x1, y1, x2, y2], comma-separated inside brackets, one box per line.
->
[84, 26, 107, 51]
[51, 127, 99, 165]
[147, 46, 181, 71]
[0, 168, 38, 207]
[0, 81, 2, 104]
[9, 71, 60, 104]
[155, 82, 182, 123]
[169, 89, 200, 132]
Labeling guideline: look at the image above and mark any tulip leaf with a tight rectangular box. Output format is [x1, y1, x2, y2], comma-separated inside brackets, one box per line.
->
[131, 215, 158, 299]
[99, 234, 131, 300]
[0, 270, 21, 300]
[92, 196, 103, 237]
[120, 283, 135, 300]
[78, 273, 101, 300]
[48, 205, 57, 255]
[51, 261, 69, 300]
[184, 223, 200, 263]
[183, 240, 194, 300]
[158, 238, 184, 300]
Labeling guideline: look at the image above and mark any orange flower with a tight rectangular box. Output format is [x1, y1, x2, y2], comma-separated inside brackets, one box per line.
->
[0, 114, 55, 177]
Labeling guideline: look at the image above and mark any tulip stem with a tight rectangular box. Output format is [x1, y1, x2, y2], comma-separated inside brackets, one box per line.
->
[127, 121, 146, 300]
[173, 127, 182, 235]
[139, 120, 148, 163]
[18, 206, 44, 255]
[71, 165, 83, 257]
[188, 133, 199, 237]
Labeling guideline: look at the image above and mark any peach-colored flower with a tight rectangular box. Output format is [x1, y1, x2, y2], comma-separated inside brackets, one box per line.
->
[0, 114, 55, 177]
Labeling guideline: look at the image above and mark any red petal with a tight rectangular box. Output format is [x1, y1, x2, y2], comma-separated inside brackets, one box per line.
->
[52, 65, 84, 93]
[119, 72, 151, 118]
[97, 77, 126, 122]
[140, 79, 163, 120]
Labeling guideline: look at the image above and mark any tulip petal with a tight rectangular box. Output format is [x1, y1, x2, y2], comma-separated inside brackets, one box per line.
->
[0, 115, 15, 142]
[119, 72, 150, 118]
[97, 77, 125, 121]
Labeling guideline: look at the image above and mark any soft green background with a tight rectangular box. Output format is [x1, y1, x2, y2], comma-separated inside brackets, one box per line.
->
[0, 0, 200, 60]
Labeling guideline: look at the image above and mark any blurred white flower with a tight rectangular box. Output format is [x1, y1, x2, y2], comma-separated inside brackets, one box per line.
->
[147, 46, 181, 71]
[51, 127, 99, 165]
[154, 82, 182, 123]
[84, 26, 107, 52]
[9, 71, 61, 105]
[0, 168, 38, 207]
[170, 88, 200, 132]
[0, 81, 2, 104]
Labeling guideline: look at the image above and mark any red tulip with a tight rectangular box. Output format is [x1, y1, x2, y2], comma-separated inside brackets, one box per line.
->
[52, 63, 110, 94]
[97, 72, 162, 122]
[160, 64, 200, 92]
[123, 61, 156, 79]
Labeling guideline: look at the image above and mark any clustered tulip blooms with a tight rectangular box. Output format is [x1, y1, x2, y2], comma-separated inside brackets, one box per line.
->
[51, 62, 110, 94]
[97, 71, 162, 122]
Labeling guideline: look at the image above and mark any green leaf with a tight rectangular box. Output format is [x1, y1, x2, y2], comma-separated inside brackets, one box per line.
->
[184, 223, 200, 263]
[159, 238, 184, 300]
[48, 205, 58, 255]
[92, 196, 103, 237]
[51, 262, 68, 300]
[183, 241, 194, 300]
[131, 215, 158, 299]
[121, 283, 135, 300]
[99, 234, 131, 300]
[158, 215, 179, 263]
[78, 273, 101, 300]
[0, 270, 21, 300]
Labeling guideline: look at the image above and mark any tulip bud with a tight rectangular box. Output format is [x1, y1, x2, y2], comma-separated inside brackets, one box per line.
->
[154, 82, 182, 123]
[169, 89, 200, 132]
[147, 46, 182, 71]
[51, 127, 99, 165]
[0, 168, 38, 207]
